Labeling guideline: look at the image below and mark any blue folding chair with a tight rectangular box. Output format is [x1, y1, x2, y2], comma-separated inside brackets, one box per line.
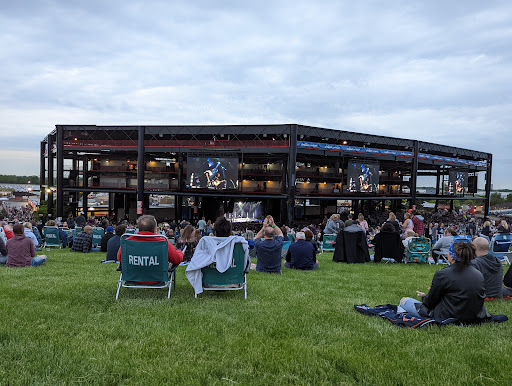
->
[490, 233, 512, 265]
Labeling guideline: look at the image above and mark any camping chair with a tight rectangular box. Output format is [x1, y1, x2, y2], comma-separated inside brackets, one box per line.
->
[437, 236, 472, 265]
[126, 228, 136, 234]
[116, 234, 175, 300]
[32, 227, 43, 245]
[490, 233, 512, 265]
[281, 240, 292, 259]
[404, 237, 431, 264]
[73, 226, 83, 237]
[92, 227, 105, 247]
[42, 226, 62, 248]
[321, 234, 337, 253]
[196, 243, 248, 299]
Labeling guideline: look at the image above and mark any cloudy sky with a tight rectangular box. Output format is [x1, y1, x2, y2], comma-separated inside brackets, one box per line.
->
[1, 1, 511, 188]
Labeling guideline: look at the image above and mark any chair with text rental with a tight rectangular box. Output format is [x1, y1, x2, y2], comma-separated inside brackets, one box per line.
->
[197, 243, 248, 299]
[92, 227, 105, 247]
[42, 226, 62, 248]
[490, 233, 512, 265]
[116, 234, 175, 300]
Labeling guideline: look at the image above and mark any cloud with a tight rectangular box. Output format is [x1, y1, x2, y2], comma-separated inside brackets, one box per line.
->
[0, 1, 511, 188]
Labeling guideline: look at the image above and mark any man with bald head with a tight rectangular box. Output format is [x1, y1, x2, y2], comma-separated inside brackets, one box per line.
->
[254, 215, 284, 273]
[472, 237, 512, 299]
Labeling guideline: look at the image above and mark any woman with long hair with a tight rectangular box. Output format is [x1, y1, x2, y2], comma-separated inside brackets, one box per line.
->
[358, 213, 368, 233]
[498, 220, 510, 233]
[399, 241, 488, 323]
[176, 225, 198, 262]
[401, 213, 414, 234]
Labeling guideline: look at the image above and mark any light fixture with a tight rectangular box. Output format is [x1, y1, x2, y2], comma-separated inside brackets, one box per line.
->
[343, 141, 348, 145]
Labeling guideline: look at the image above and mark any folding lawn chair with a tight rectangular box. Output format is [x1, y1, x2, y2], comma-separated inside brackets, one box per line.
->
[281, 240, 291, 259]
[404, 237, 431, 264]
[321, 234, 337, 253]
[92, 227, 105, 247]
[196, 243, 248, 299]
[73, 226, 83, 237]
[437, 236, 472, 265]
[116, 234, 175, 300]
[42, 226, 62, 248]
[490, 233, 512, 265]
[126, 228, 136, 234]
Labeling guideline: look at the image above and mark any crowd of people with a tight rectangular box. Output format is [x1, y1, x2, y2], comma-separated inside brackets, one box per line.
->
[1, 202, 512, 324]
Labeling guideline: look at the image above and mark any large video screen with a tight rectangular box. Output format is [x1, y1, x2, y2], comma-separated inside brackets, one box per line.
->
[347, 161, 379, 193]
[448, 170, 468, 195]
[187, 156, 239, 190]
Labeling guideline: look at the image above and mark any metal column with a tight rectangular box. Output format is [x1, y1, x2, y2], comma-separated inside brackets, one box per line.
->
[137, 126, 145, 217]
[40, 140, 46, 203]
[47, 134, 54, 217]
[410, 140, 419, 207]
[82, 156, 88, 216]
[484, 154, 492, 219]
[176, 153, 183, 221]
[286, 125, 297, 227]
[56, 126, 64, 218]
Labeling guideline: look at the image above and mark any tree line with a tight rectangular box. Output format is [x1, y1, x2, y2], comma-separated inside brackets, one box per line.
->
[0, 175, 40, 184]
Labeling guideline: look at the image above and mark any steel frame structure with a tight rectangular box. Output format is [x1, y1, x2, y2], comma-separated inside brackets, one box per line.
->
[41, 124, 492, 224]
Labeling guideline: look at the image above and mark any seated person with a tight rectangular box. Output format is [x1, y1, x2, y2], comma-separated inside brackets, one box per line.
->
[185, 216, 249, 294]
[472, 237, 512, 299]
[304, 230, 319, 255]
[23, 222, 39, 247]
[3, 223, 14, 240]
[175, 225, 199, 262]
[254, 215, 284, 273]
[244, 229, 257, 258]
[431, 228, 457, 262]
[105, 224, 126, 262]
[285, 232, 318, 270]
[71, 225, 97, 253]
[6, 224, 46, 267]
[399, 241, 488, 324]
[100, 226, 115, 252]
[372, 222, 404, 263]
[46, 220, 70, 248]
[31, 221, 43, 245]
[402, 229, 419, 250]
[0, 234, 8, 264]
[116, 215, 183, 270]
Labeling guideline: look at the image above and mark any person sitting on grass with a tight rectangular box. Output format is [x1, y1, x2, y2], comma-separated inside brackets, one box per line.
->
[116, 215, 183, 270]
[23, 222, 39, 247]
[0, 234, 8, 265]
[71, 225, 98, 253]
[104, 224, 126, 262]
[100, 226, 115, 252]
[399, 241, 488, 324]
[6, 224, 46, 267]
[285, 232, 318, 270]
[254, 215, 284, 273]
[304, 229, 319, 256]
[472, 237, 512, 299]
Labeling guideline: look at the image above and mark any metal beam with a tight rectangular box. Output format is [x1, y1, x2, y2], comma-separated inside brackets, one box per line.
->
[484, 154, 492, 219]
[137, 126, 145, 217]
[56, 125, 64, 218]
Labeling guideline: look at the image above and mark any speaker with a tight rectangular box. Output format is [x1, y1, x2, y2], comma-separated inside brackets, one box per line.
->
[468, 175, 478, 193]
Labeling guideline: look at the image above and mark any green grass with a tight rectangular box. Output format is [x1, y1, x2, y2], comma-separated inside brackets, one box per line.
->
[1, 250, 511, 385]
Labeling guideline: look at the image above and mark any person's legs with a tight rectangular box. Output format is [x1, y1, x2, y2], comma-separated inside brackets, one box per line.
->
[284, 261, 292, 269]
[399, 297, 421, 315]
[0, 256, 7, 265]
[311, 261, 319, 270]
[32, 255, 47, 267]
[502, 287, 512, 299]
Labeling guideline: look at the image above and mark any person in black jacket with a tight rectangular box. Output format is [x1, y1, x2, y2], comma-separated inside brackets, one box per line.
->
[100, 226, 115, 252]
[333, 220, 370, 263]
[372, 222, 403, 263]
[399, 241, 488, 324]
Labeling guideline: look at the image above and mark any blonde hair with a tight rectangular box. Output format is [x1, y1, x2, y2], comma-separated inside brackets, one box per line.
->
[330, 214, 340, 221]
[388, 212, 396, 222]
[501, 220, 509, 230]
[23, 222, 32, 230]
[483, 221, 491, 227]
[358, 213, 365, 221]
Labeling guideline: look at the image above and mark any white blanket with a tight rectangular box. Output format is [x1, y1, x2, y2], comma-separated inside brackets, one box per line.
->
[185, 235, 249, 295]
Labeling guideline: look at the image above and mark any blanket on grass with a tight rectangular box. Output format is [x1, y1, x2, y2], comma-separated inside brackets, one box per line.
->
[354, 304, 508, 329]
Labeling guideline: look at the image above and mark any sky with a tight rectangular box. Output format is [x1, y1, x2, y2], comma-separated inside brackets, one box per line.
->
[1, 1, 511, 188]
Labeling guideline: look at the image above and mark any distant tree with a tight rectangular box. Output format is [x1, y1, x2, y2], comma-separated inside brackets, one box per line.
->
[0, 175, 40, 184]
[507, 193, 512, 203]
[490, 192, 504, 206]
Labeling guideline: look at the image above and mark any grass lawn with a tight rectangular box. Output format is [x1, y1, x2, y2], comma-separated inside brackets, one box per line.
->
[1, 249, 511, 385]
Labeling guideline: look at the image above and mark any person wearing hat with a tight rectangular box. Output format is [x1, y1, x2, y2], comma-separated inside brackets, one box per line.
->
[398, 241, 488, 323]
[100, 226, 115, 252]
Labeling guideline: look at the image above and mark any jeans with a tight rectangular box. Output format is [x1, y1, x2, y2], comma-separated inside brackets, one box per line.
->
[0, 256, 7, 265]
[399, 297, 421, 316]
[32, 256, 46, 267]
[284, 261, 319, 270]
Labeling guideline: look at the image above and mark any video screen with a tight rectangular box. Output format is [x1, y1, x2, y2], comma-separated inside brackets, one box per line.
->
[448, 171, 468, 195]
[230, 201, 263, 222]
[187, 156, 239, 190]
[347, 162, 379, 193]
